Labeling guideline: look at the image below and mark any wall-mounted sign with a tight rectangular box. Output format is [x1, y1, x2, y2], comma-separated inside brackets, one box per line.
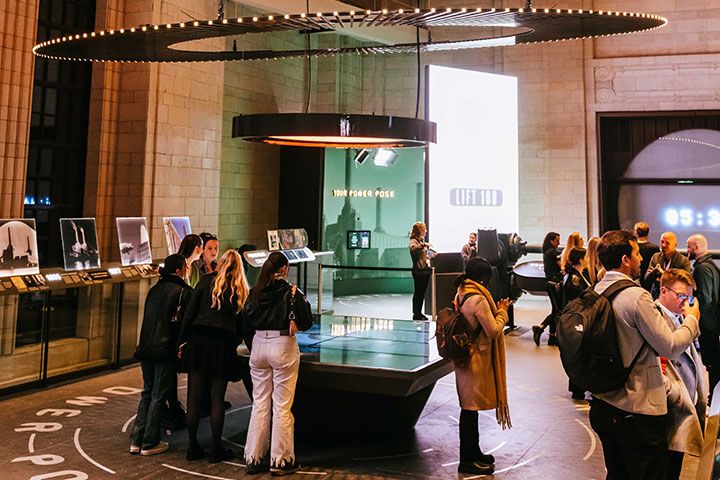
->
[331, 189, 396, 198]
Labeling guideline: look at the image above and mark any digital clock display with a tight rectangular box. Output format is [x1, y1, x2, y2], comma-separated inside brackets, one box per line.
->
[618, 184, 720, 246]
[663, 208, 720, 228]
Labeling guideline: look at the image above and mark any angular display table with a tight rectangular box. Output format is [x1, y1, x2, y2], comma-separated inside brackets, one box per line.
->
[293, 315, 453, 439]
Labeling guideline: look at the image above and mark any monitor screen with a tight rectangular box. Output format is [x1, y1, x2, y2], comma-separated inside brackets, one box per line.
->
[347, 230, 371, 249]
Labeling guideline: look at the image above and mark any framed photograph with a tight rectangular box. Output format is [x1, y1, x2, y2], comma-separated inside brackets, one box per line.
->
[163, 217, 192, 255]
[0, 219, 40, 277]
[60, 218, 101, 271]
[267, 230, 280, 251]
[116, 217, 153, 266]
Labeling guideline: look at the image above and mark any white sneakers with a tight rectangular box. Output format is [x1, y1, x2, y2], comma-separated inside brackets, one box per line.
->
[140, 441, 169, 456]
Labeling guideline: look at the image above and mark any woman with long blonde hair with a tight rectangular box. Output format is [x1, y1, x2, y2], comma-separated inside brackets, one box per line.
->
[559, 232, 584, 273]
[585, 236, 604, 284]
[178, 249, 250, 463]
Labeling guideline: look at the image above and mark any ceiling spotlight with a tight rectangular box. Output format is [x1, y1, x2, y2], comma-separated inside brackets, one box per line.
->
[373, 149, 398, 167]
[354, 149, 372, 165]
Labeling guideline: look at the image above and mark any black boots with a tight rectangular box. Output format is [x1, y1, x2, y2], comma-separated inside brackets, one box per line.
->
[458, 410, 495, 474]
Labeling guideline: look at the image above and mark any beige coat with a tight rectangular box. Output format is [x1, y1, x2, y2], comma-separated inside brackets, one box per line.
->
[454, 293, 508, 411]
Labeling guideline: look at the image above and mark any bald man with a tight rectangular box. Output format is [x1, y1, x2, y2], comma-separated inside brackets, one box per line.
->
[687, 234, 720, 394]
[643, 232, 691, 298]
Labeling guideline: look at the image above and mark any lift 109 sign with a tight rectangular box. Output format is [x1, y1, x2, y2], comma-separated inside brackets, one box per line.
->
[663, 207, 720, 229]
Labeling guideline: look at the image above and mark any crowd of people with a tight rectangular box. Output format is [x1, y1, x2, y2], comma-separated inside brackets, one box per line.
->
[129, 233, 313, 476]
[128, 222, 717, 479]
[530, 223, 718, 479]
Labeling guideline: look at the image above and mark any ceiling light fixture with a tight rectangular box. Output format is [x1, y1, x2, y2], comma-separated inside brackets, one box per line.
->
[32, 8, 667, 63]
[232, 113, 436, 149]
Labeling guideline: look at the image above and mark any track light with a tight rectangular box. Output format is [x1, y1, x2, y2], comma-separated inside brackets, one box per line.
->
[373, 149, 398, 167]
[354, 149, 371, 165]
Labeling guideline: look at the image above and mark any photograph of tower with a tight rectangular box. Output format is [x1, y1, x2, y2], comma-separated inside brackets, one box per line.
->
[0, 219, 40, 277]
[162, 217, 192, 255]
[116, 217, 152, 266]
[60, 218, 100, 271]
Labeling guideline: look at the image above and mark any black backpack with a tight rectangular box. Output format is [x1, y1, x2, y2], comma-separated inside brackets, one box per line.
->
[557, 279, 645, 393]
[435, 293, 480, 363]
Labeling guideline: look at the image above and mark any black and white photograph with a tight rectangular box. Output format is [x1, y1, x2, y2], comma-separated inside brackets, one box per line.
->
[116, 217, 152, 266]
[60, 218, 100, 271]
[162, 216, 192, 254]
[0, 219, 40, 278]
[267, 229, 280, 251]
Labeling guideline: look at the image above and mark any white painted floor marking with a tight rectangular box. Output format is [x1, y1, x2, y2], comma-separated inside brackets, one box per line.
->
[162, 464, 234, 480]
[297, 471, 328, 475]
[448, 415, 459, 424]
[226, 405, 252, 414]
[353, 448, 433, 461]
[463, 453, 541, 479]
[122, 414, 137, 433]
[222, 460, 246, 467]
[486, 441, 507, 454]
[74, 428, 116, 474]
[28, 433, 36, 453]
[442, 441, 505, 467]
[574, 418, 597, 461]
[221, 437, 245, 448]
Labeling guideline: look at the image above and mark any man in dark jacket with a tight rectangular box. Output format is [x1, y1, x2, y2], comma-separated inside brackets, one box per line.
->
[643, 231, 691, 298]
[687, 234, 720, 394]
[130, 254, 191, 456]
[635, 222, 659, 281]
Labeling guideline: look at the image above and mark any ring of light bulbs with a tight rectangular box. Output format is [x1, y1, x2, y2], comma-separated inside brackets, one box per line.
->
[32, 7, 667, 63]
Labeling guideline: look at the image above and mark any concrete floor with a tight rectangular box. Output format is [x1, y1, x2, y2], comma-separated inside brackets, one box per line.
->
[2, 294, 698, 479]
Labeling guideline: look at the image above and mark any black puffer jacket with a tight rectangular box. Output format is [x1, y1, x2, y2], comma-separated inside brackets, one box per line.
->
[693, 253, 720, 334]
[178, 272, 249, 345]
[245, 279, 313, 332]
[134, 274, 192, 361]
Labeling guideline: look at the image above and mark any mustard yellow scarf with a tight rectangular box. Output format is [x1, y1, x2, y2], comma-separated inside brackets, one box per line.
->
[461, 279, 512, 429]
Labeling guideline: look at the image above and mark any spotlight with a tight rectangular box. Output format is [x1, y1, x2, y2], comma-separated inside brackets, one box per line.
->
[354, 148, 371, 165]
[373, 148, 397, 167]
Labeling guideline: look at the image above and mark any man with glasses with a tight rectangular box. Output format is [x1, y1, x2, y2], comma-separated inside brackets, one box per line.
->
[687, 234, 720, 395]
[656, 269, 707, 480]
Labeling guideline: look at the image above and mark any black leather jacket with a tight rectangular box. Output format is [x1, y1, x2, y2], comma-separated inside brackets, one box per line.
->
[134, 274, 192, 361]
[693, 253, 720, 334]
[178, 272, 248, 345]
[245, 279, 313, 332]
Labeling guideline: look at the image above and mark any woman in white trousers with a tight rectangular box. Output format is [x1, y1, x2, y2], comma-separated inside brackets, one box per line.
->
[244, 252, 313, 476]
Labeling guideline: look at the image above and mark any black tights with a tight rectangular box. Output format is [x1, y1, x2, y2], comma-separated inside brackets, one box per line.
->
[186, 371, 228, 453]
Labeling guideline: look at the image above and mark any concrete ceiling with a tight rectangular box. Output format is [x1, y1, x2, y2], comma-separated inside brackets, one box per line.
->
[231, 0, 419, 45]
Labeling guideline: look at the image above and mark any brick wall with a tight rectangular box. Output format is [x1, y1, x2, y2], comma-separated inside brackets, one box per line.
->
[87, 0, 223, 261]
[220, 30, 310, 251]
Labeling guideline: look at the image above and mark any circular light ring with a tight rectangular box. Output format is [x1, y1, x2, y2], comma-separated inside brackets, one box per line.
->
[232, 113, 437, 148]
[33, 8, 667, 63]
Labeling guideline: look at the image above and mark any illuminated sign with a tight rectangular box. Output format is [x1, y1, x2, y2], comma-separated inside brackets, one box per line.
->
[331, 189, 396, 198]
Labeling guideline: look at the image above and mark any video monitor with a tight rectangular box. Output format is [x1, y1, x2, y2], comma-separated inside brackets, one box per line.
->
[347, 230, 371, 249]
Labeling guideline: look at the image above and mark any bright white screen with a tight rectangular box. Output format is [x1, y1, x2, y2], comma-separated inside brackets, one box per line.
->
[428, 65, 519, 252]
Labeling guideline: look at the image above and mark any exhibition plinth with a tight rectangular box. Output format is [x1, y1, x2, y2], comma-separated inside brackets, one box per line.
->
[293, 315, 453, 439]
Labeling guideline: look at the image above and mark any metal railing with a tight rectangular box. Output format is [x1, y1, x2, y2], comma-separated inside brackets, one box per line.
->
[317, 264, 437, 320]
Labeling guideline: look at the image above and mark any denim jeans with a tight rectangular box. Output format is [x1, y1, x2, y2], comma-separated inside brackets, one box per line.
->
[131, 359, 175, 448]
[244, 332, 300, 468]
